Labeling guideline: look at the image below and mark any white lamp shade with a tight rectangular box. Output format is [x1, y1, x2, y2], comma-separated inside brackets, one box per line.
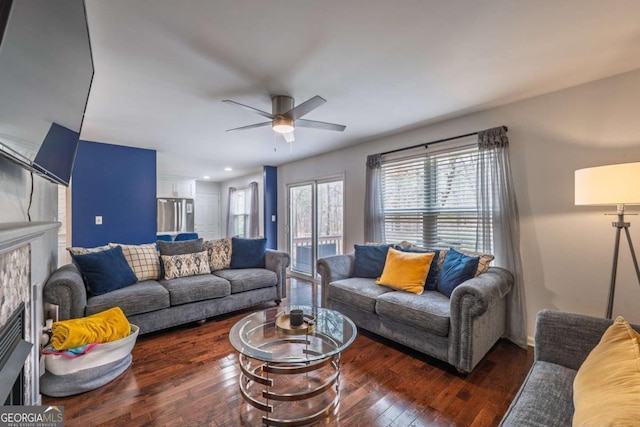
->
[575, 162, 640, 206]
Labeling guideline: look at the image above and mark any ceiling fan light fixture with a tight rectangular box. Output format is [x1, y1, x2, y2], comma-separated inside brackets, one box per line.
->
[272, 115, 294, 134]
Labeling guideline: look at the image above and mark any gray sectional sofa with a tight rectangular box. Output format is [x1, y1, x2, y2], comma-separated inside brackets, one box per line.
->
[317, 253, 513, 373]
[500, 310, 640, 426]
[44, 249, 290, 334]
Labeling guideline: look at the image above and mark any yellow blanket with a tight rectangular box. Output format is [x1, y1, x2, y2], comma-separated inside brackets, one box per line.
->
[51, 307, 131, 351]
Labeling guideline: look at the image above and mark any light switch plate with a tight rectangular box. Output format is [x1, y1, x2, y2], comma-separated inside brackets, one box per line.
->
[95, 216, 102, 225]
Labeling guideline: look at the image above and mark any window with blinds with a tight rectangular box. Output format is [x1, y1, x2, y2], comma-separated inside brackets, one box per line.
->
[233, 188, 249, 237]
[381, 144, 491, 251]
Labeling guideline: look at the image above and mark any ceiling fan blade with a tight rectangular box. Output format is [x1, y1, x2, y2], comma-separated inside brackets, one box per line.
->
[283, 131, 295, 143]
[225, 122, 272, 132]
[296, 119, 346, 132]
[222, 100, 273, 119]
[285, 95, 326, 120]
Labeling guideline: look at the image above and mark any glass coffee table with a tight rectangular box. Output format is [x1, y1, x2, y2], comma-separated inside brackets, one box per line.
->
[229, 306, 357, 426]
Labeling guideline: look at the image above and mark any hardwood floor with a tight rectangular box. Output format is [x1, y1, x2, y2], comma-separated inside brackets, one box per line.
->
[43, 278, 533, 427]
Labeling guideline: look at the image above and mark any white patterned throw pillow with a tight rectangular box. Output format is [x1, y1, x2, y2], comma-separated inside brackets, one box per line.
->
[202, 238, 232, 271]
[66, 245, 110, 256]
[109, 243, 161, 281]
[161, 251, 211, 280]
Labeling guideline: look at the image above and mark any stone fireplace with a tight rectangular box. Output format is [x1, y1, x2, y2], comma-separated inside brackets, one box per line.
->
[0, 222, 60, 405]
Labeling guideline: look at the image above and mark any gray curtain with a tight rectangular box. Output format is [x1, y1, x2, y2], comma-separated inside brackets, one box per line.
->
[226, 187, 236, 238]
[364, 154, 385, 243]
[248, 181, 259, 238]
[477, 126, 527, 348]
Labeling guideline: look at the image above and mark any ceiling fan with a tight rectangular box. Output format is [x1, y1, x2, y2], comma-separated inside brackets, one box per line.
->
[223, 95, 346, 143]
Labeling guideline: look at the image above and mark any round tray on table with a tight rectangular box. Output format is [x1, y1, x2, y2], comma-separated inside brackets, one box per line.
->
[275, 313, 315, 335]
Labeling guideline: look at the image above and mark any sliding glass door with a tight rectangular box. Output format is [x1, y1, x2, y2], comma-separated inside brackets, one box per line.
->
[288, 177, 344, 279]
[289, 183, 314, 275]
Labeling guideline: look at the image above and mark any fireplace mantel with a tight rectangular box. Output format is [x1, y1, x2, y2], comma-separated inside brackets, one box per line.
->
[0, 222, 61, 253]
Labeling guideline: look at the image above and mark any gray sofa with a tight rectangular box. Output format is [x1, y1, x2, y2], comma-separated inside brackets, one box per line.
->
[44, 249, 290, 334]
[500, 309, 640, 426]
[317, 254, 513, 373]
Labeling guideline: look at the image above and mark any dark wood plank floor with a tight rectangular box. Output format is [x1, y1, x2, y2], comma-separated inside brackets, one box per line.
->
[43, 278, 533, 427]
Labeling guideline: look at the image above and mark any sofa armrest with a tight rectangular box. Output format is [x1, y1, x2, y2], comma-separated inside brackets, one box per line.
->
[265, 249, 290, 300]
[42, 264, 87, 320]
[317, 254, 354, 307]
[450, 267, 513, 317]
[534, 309, 617, 371]
[448, 266, 513, 372]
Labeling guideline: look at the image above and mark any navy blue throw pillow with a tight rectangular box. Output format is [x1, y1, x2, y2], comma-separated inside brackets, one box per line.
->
[71, 246, 138, 296]
[436, 248, 479, 297]
[352, 244, 392, 278]
[230, 237, 267, 269]
[397, 247, 441, 291]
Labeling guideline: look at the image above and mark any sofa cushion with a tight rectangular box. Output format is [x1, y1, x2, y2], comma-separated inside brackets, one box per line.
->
[436, 248, 479, 297]
[328, 277, 393, 313]
[213, 268, 277, 293]
[71, 246, 138, 297]
[230, 237, 267, 269]
[375, 290, 451, 337]
[499, 361, 576, 427]
[572, 316, 640, 427]
[161, 251, 211, 280]
[85, 280, 170, 317]
[203, 238, 232, 271]
[376, 247, 434, 294]
[109, 243, 161, 281]
[457, 249, 495, 276]
[157, 238, 203, 256]
[67, 245, 110, 256]
[160, 274, 230, 305]
[352, 244, 392, 278]
[396, 247, 441, 291]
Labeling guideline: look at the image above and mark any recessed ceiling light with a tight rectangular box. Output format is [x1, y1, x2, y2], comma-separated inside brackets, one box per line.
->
[203, 176, 210, 180]
[224, 167, 232, 172]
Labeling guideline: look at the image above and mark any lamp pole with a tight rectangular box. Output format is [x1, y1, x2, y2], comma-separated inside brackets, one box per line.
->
[606, 204, 640, 319]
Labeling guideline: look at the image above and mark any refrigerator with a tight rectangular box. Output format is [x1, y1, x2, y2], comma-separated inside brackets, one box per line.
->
[157, 198, 195, 233]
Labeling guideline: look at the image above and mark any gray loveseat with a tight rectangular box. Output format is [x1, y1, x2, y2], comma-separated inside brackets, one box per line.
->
[44, 249, 289, 335]
[317, 253, 513, 373]
[500, 309, 640, 426]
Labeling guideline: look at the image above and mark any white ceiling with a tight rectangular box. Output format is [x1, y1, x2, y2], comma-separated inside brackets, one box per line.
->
[81, 0, 640, 181]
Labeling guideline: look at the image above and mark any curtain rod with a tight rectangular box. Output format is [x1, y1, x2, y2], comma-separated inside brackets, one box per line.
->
[380, 126, 508, 156]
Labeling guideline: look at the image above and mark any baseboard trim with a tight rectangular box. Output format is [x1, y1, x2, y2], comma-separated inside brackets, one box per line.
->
[527, 335, 535, 347]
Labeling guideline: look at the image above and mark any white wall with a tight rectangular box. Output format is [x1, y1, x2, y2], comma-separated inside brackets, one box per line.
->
[278, 68, 640, 339]
[0, 156, 59, 283]
[220, 170, 264, 237]
[195, 180, 221, 195]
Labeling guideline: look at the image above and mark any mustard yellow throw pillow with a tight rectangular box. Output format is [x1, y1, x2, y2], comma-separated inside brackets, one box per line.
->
[375, 247, 434, 295]
[572, 316, 640, 427]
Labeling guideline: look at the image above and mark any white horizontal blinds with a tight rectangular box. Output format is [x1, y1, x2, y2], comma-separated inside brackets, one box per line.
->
[430, 145, 481, 250]
[381, 143, 488, 251]
[381, 154, 428, 245]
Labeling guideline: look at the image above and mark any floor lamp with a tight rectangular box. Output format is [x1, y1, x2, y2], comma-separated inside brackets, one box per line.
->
[575, 162, 640, 319]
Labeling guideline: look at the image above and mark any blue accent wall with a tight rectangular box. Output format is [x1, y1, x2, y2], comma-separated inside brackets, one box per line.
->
[72, 141, 156, 247]
[263, 166, 277, 249]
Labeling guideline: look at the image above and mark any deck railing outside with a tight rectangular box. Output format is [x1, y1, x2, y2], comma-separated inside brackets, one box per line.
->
[291, 235, 343, 273]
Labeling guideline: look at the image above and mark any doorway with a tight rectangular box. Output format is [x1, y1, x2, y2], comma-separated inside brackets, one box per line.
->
[287, 176, 344, 280]
[195, 192, 220, 240]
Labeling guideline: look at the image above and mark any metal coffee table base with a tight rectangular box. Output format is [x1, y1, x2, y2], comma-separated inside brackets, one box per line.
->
[238, 349, 341, 426]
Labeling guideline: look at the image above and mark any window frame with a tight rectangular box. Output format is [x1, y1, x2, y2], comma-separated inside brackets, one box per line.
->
[380, 138, 491, 252]
[232, 187, 250, 238]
